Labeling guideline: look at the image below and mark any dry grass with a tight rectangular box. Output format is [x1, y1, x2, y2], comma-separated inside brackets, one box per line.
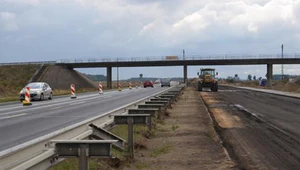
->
[51, 117, 166, 170]
[0, 65, 39, 102]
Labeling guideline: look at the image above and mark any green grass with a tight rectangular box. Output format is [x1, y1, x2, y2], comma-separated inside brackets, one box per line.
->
[51, 124, 151, 170]
[50, 158, 100, 170]
[150, 142, 173, 158]
[135, 161, 149, 169]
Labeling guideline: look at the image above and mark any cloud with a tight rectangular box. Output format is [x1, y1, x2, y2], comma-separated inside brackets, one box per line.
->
[2, 0, 40, 6]
[0, 12, 19, 31]
[0, 0, 300, 78]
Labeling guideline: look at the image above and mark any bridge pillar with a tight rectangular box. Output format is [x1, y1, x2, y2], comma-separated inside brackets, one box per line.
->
[183, 65, 187, 83]
[106, 67, 112, 89]
[266, 64, 273, 87]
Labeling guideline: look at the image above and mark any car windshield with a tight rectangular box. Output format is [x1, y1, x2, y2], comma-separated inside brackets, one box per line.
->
[26, 83, 42, 89]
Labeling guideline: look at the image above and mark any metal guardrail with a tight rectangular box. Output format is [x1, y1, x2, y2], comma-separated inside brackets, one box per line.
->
[55, 53, 300, 63]
[0, 87, 174, 170]
[1, 53, 300, 65]
[0, 61, 56, 66]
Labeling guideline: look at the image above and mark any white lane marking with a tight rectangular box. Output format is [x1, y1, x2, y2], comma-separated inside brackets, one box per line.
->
[0, 90, 123, 112]
[0, 87, 152, 116]
[50, 106, 63, 110]
[0, 94, 113, 116]
[69, 101, 85, 106]
[0, 113, 27, 120]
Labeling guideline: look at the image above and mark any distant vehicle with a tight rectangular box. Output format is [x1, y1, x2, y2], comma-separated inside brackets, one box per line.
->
[20, 82, 53, 101]
[143, 80, 154, 88]
[154, 79, 161, 84]
[197, 68, 218, 92]
[161, 78, 171, 87]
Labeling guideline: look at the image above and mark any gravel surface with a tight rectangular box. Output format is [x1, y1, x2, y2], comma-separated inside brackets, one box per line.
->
[129, 87, 235, 170]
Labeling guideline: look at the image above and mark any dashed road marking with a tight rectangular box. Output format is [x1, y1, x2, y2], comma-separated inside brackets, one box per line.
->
[0, 113, 27, 120]
[69, 101, 85, 106]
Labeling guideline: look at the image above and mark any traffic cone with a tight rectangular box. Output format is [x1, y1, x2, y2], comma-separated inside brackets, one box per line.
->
[118, 83, 122, 91]
[70, 84, 77, 99]
[23, 87, 32, 106]
[129, 82, 132, 90]
[99, 82, 103, 94]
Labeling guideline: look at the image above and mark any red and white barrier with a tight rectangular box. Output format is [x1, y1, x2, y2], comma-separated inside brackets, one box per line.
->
[23, 86, 32, 106]
[99, 82, 103, 94]
[129, 82, 132, 90]
[71, 84, 77, 99]
[118, 83, 122, 91]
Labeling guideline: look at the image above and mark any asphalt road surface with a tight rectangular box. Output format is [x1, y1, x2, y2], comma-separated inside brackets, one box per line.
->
[218, 85, 300, 138]
[206, 85, 300, 169]
[0, 86, 170, 152]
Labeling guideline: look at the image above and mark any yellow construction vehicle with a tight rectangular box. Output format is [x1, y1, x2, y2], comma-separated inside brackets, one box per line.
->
[197, 68, 218, 92]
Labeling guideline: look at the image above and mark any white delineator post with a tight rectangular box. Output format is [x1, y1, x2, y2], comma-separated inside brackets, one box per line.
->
[70, 84, 77, 99]
[23, 86, 32, 106]
[99, 82, 103, 94]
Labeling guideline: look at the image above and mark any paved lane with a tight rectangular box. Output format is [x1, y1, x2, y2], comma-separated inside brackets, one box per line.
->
[218, 85, 300, 138]
[0, 86, 170, 151]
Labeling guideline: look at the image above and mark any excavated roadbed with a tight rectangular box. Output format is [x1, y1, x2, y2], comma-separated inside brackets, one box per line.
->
[200, 91, 300, 169]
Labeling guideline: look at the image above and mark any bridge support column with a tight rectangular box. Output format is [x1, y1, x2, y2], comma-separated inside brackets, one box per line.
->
[106, 67, 112, 89]
[183, 65, 187, 83]
[266, 64, 273, 87]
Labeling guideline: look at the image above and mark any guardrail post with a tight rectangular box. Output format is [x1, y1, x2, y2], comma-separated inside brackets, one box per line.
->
[128, 117, 134, 158]
[79, 144, 88, 170]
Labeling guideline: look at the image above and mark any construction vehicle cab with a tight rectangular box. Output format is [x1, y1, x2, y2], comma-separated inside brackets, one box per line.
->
[197, 68, 218, 92]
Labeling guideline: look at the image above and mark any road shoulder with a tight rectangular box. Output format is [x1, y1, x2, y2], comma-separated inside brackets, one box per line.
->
[129, 87, 235, 170]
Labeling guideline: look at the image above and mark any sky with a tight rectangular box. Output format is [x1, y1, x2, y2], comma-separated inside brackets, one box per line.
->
[1, 0, 300, 80]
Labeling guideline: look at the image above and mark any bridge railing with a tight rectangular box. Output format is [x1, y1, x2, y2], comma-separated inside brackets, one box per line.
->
[0, 61, 56, 66]
[55, 53, 300, 63]
[1, 53, 300, 65]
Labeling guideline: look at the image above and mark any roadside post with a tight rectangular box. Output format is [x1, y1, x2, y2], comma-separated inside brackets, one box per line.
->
[99, 82, 103, 94]
[118, 83, 122, 91]
[114, 114, 151, 158]
[129, 82, 132, 90]
[70, 84, 77, 99]
[23, 87, 32, 106]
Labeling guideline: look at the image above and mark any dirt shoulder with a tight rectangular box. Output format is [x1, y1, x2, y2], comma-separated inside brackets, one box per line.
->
[128, 87, 235, 170]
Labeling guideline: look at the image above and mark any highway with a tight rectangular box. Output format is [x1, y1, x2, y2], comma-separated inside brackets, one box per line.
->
[0, 86, 169, 152]
[218, 85, 300, 138]
[202, 85, 300, 169]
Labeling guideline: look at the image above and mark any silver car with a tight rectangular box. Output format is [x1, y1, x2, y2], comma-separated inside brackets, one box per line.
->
[161, 78, 171, 87]
[20, 82, 53, 101]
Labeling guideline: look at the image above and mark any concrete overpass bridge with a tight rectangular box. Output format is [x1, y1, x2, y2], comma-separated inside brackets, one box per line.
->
[2, 54, 300, 88]
[54, 54, 300, 88]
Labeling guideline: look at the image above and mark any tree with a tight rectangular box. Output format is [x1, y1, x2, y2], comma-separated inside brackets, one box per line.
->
[234, 74, 239, 81]
[253, 75, 256, 80]
[248, 74, 252, 81]
[139, 74, 143, 79]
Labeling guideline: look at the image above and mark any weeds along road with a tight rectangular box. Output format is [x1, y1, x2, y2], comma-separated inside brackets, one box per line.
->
[200, 85, 300, 169]
[0, 86, 169, 152]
